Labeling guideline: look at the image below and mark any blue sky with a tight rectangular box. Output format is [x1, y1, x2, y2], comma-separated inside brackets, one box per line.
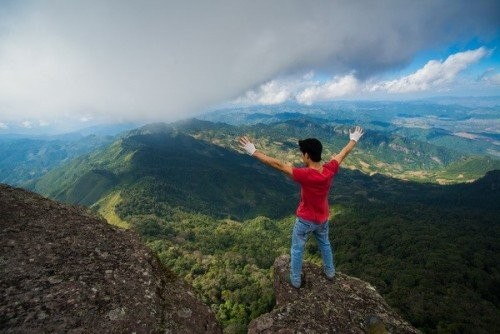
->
[0, 0, 499, 132]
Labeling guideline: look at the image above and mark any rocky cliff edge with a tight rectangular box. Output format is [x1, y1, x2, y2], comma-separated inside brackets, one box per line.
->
[249, 255, 420, 334]
[0, 184, 221, 333]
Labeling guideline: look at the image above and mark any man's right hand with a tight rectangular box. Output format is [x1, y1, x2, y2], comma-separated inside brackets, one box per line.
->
[239, 136, 257, 155]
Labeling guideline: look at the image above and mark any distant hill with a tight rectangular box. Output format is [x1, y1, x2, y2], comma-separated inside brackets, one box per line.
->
[0, 134, 115, 187]
[0, 122, 141, 187]
[0, 122, 139, 138]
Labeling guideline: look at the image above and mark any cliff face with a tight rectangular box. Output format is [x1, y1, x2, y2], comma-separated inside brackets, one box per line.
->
[0, 184, 221, 333]
[249, 255, 419, 334]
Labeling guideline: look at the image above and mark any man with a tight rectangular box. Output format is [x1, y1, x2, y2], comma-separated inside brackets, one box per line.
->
[239, 126, 364, 288]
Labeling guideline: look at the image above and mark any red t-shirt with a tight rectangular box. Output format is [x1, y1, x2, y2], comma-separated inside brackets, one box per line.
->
[292, 159, 339, 224]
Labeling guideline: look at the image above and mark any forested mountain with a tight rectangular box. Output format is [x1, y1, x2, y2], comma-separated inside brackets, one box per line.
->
[32, 123, 298, 220]
[31, 119, 500, 333]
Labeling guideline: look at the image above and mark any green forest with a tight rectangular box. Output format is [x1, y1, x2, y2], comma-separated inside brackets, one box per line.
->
[116, 174, 500, 333]
[31, 119, 500, 333]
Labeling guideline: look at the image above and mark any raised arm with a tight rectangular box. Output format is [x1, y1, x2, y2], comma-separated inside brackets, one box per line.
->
[332, 126, 364, 165]
[239, 136, 293, 177]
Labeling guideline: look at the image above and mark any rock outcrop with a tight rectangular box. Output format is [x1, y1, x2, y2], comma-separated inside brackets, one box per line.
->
[249, 255, 419, 334]
[0, 184, 221, 333]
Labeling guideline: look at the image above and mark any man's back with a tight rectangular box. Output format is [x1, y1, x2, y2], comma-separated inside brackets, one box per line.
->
[292, 159, 339, 224]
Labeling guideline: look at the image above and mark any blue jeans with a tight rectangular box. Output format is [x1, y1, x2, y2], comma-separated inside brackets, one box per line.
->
[290, 217, 335, 288]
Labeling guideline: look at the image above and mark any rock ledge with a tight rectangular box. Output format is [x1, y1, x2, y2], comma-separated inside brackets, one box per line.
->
[249, 255, 419, 333]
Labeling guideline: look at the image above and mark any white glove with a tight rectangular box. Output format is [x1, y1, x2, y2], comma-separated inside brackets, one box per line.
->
[239, 136, 257, 155]
[349, 126, 364, 142]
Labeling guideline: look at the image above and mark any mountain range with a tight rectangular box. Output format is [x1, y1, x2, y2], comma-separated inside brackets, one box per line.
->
[30, 119, 499, 217]
[202, 100, 500, 158]
[1, 101, 499, 332]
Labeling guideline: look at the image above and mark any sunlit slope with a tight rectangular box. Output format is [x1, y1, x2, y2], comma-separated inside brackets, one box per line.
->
[32, 139, 134, 202]
[92, 191, 130, 229]
[177, 118, 499, 183]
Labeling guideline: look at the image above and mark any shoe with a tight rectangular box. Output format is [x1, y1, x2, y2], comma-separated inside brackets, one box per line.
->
[287, 275, 300, 289]
[325, 272, 335, 281]
[287, 272, 305, 289]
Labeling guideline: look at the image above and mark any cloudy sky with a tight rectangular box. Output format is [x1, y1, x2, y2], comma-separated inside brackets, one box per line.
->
[0, 0, 499, 131]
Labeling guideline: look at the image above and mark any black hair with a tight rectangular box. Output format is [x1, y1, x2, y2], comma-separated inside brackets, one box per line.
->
[298, 138, 322, 162]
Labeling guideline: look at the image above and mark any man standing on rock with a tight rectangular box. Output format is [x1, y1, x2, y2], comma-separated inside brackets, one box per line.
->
[239, 126, 364, 288]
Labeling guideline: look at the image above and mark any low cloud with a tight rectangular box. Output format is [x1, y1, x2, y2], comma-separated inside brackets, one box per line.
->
[235, 73, 314, 105]
[236, 81, 294, 105]
[297, 74, 360, 105]
[488, 73, 500, 85]
[479, 69, 500, 85]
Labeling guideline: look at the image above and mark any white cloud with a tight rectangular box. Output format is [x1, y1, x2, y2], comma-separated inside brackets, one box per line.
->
[22, 121, 32, 128]
[235, 73, 314, 105]
[371, 48, 488, 93]
[79, 116, 92, 123]
[0, 122, 8, 129]
[235, 48, 492, 105]
[483, 72, 500, 85]
[236, 81, 293, 105]
[234, 73, 362, 106]
[490, 73, 500, 85]
[297, 74, 360, 104]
